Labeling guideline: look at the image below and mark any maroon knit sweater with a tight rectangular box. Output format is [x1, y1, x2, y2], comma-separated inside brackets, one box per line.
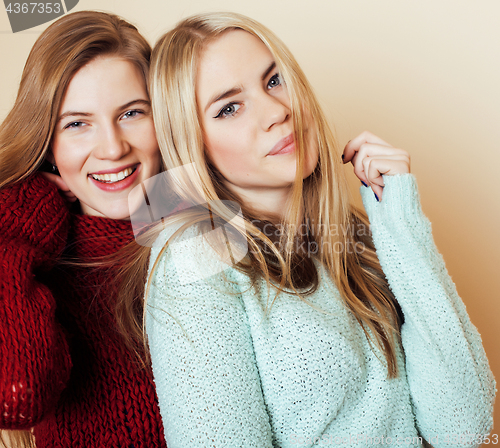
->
[0, 174, 167, 447]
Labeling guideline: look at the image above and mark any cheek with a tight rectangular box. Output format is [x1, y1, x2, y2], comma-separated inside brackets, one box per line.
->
[140, 121, 158, 145]
[205, 139, 227, 165]
[135, 123, 161, 171]
[141, 135, 160, 166]
[205, 125, 248, 159]
[277, 88, 291, 108]
[150, 150, 162, 175]
[205, 140, 249, 178]
[51, 139, 84, 176]
[204, 133, 225, 167]
[203, 123, 257, 179]
[303, 139, 319, 178]
[309, 135, 320, 164]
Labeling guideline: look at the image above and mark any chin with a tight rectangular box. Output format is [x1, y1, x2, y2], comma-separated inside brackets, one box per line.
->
[103, 209, 131, 221]
[86, 202, 131, 221]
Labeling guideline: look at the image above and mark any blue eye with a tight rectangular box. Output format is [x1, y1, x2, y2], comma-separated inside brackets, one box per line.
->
[64, 121, 84, 129]
[122, 109, 143, 119]
[214, 103, 241, 119]
[267, 73, 281, 89]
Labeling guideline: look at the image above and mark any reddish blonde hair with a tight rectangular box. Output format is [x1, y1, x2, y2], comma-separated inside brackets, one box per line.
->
[0, 10, 151, 188]
[0, 11, 152, 448]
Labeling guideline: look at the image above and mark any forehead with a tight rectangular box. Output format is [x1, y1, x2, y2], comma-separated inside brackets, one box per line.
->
[196, 30, 274, 94]
[202, 28, 271, 59]
[61, 57, 147, 109]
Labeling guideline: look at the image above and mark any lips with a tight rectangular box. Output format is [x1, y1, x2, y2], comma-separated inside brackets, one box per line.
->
[91, 166, 135, 183]
[268, 133, 295, 156]
[88, 163, 140, 192]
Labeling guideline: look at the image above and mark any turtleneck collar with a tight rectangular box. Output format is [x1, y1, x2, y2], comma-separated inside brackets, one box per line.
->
[69, 213, 134, 259]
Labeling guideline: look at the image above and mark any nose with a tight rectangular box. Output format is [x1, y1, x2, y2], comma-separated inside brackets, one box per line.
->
[259, 91, 291, 131]
[93, 123, 131, 160]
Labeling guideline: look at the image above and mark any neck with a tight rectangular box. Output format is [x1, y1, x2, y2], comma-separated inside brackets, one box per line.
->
[226, 183, 291, 221]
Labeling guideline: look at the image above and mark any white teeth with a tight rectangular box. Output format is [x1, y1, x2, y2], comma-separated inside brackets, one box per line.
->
[91, 167, 134, 183]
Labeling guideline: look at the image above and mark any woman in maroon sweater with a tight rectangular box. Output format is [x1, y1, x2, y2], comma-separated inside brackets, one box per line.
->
[0, 11, 166, 448]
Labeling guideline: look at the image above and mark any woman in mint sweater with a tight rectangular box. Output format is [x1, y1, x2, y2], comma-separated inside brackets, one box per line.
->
[127, 12, 495, 447]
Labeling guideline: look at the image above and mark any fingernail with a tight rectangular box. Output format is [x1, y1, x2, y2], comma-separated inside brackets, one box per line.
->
[374, 193, 379, 202]
[361, 181, 368, 187]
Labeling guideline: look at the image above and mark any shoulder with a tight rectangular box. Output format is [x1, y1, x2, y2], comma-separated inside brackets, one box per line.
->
[0, 173, 69, 242]
[1, 172, 61, 204]
[148, 220, 245, 293]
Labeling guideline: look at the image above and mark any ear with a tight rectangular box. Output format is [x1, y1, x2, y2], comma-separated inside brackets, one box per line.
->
[40, 171, 78, 203]
[51, 172, 69, 190]
[40, 153, 77, 203]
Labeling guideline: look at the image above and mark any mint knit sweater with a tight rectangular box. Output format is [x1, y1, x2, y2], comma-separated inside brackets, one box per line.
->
[146, 174, 495, 447]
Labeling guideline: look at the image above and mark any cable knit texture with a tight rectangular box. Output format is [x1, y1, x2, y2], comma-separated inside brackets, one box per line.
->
[0, 174, 71, 429]
[0, 174, 167, 447]
[146, 174, 495, 448]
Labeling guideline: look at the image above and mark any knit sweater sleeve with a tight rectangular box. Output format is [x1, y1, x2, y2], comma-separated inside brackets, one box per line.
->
[360, 174, 496, 447]
[0, 174, 72, 429]
[146, 226, 274, 448]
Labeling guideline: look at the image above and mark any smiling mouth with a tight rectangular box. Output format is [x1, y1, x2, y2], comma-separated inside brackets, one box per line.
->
[90, 166, 137, 183]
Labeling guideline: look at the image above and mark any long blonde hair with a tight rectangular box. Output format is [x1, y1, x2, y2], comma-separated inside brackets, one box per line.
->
[118, 12, 401, 378]
[0, 11, 152, 448]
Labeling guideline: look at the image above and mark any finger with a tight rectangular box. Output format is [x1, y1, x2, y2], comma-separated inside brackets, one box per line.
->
[362, 157, 411, 201]
[342, 131, 392, 164]
[360, 153, 410, 183]
[350, 144, 408, 186]
[361, 157, 384, 201]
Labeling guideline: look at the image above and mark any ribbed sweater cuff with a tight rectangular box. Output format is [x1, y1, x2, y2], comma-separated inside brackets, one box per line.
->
[0, 241, 69, 428]
[360, 174, 431, 234]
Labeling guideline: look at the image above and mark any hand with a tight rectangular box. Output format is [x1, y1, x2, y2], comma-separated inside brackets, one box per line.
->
[342, 131, 410, 202]
[40, 172, 77, 203]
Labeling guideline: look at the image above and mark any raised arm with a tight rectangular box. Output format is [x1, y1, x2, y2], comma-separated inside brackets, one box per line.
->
[0, 174, 72, 429]
[361, 174, 495, 447]
[145, 227, 274, 448]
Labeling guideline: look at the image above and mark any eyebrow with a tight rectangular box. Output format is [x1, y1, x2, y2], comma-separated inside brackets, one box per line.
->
[204, 61, 277, 113]
[57, 99, 151, 123]
[261, 61, 276, 81]
[204, 88, 242, 113]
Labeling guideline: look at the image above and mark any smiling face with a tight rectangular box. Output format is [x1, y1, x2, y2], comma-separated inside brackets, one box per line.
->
[196, 30, 318, 212]
[51, 56, 161, 220]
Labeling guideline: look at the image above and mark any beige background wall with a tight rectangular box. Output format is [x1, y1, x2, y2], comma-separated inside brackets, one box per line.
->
[1, 0, 498, 442]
